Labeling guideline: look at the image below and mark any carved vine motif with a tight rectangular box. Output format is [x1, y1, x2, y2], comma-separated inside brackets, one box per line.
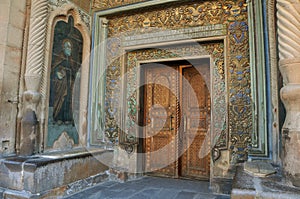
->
[105, 0, 250, 162]
[92, 0, 148, 11]
[107, 1, 247, 36]
[126, 43, 226, 154]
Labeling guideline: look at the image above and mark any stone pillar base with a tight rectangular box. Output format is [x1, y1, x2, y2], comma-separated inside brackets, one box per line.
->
[282, 130, 300, 187]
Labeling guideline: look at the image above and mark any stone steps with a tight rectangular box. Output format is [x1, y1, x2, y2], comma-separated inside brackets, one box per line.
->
[231, 163, 300, 199]
[0, 148, 113, 198]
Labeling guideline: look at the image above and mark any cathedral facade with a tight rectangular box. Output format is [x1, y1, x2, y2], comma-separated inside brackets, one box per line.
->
[0, 0, 299, 198]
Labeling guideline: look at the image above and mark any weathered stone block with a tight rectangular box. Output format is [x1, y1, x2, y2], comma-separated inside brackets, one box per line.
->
[3, 190, 31, 199]
[0, 157, 28, 191]
[244, 161, 276, 177]
[11, 0, 26, 14]
[0, 149, 112, 198]
[9, 10, 25, 31]
[231, 192, 255, 199]
[7, 26, 24, 48]
[282, 130, 300, 187]
[3, 47, 21, 67]
[0, 0, 10, 25]
[0, 45, 5, 75]
[19, 109, 38, 156]
[0, 26, 8, 46]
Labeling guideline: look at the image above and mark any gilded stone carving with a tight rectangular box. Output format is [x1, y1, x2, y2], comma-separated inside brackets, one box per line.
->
[105, 0, 251, 162]
[122, 43, 226, 158]
[92, 0, 148, 11]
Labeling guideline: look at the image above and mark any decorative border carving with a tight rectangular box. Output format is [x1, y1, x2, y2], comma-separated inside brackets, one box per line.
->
[124, 42, 226, 159]
[92, 0, 148, 11]
[101, 0, 251, 162]
[267, 0, 280, 164]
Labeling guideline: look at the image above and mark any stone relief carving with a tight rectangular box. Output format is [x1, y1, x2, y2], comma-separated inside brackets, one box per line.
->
[104, 0, 251, 162]
[53, 131, 75, 150]
[92, 0, 148, 11]
[48, 0, 91, 30]
[78, 9, 91, 30]
[48, 0, 69, 9]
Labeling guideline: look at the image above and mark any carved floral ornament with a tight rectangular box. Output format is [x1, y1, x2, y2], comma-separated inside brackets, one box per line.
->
[102, 0, 250, 162]
[92, 0, 147, 11]
[106, 1, 247, 36]
[48, 0, 91, 30]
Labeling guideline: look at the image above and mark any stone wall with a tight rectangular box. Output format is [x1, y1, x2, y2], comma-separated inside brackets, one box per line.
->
[0, 0, 27, 155]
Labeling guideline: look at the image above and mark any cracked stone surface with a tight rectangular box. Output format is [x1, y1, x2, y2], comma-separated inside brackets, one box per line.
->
[63, 176, 230, 199]
[244, 161, 276, 177]
[232, 165, 300, 199]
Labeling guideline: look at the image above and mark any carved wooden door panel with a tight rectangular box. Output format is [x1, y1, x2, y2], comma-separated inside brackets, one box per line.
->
[144, 65, 178, 177]
[143, 63, 210, 179]
[180, 66, 210, 179]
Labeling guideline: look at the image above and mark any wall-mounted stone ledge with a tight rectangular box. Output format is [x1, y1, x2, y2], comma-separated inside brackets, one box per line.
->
[0, 148, 113, 198]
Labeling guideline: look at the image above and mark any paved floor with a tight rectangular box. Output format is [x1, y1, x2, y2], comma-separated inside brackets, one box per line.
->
[63, 176, 230, 199]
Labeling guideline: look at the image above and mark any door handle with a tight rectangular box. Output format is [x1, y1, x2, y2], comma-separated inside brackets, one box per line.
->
[183, 115, 187, 133]
[170, 115, 174, 131]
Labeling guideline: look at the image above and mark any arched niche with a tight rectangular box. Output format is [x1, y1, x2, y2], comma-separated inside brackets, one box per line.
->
[42, 5, 90, 151]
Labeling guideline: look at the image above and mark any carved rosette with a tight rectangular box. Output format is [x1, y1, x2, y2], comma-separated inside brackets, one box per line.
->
[24, 0, 48, 102]
[277, 0, 300, 187]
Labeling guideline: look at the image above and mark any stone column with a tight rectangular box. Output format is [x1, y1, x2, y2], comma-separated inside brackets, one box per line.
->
[277, 0, 300, 187]
[20, 0, 48, 155]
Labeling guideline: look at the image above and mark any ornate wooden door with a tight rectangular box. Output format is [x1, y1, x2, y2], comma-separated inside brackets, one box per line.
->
[144, 65, 178, 177]
[180, 65, 210, 179]
[144, 64, 210, 179]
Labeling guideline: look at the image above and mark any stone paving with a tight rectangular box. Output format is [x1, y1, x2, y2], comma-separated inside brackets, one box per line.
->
[63, 176, 230, 199]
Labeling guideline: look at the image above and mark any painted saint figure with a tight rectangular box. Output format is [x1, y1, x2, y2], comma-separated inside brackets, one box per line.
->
[49, 16, 83, 125]
[50, 39, 74, 123]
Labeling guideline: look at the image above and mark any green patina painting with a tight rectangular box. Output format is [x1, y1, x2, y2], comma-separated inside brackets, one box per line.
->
[47, 16, 83, 147]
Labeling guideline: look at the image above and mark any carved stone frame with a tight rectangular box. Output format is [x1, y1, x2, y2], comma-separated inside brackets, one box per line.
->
[266, 0, 280, 164]
[135, 55, 214, 176]
[248, 0, 268, 157]
[43, 5, 91, 151]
